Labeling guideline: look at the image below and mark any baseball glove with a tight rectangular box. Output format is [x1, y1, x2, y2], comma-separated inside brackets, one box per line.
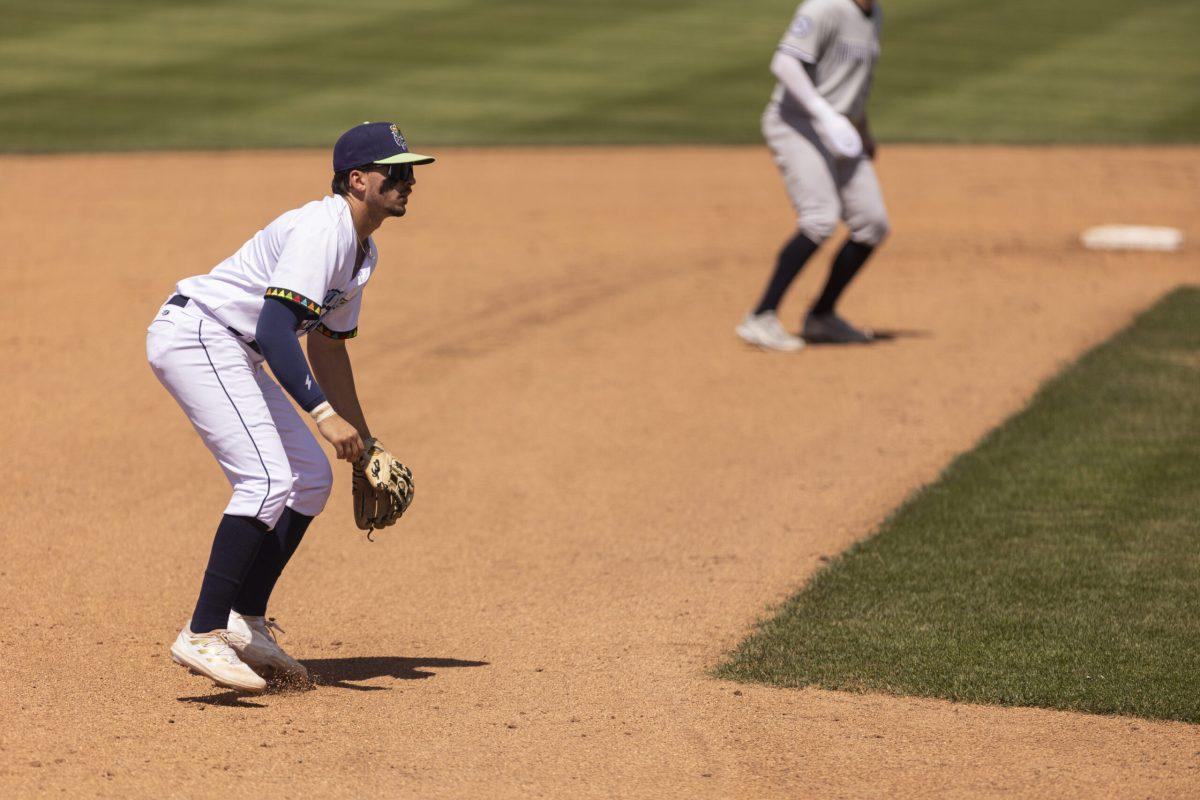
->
[352, 438, 414, 536]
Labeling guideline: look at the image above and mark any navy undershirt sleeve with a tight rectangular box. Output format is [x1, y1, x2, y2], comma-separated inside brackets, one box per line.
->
[255, 296, 328, 412]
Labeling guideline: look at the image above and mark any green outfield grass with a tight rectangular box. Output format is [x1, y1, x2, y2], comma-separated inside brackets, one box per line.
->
[716, 288, 1200, 723]
[0, 0, 1196, 151]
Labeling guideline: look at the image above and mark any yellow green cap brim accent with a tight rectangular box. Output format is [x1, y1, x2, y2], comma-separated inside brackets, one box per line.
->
[375, 152, 435, 166]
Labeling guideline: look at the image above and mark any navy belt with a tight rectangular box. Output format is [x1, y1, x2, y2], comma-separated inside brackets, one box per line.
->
[168, 294, 262, 355]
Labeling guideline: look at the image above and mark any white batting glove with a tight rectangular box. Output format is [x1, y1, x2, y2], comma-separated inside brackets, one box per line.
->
[815, 111, 863, 160]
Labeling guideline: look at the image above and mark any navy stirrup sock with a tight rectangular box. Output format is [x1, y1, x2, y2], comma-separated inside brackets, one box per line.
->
[811, 239, 875, 316]
[753, 231, 821, 315]
[233, 507, 315, 617]
[190, 515, 269, 634]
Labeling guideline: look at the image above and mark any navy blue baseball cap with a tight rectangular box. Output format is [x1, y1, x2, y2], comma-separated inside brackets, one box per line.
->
[333, 122, 435, 172]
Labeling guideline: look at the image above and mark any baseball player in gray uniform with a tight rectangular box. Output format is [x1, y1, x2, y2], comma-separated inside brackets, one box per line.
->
[146, 122, 432, 693]
[737, 0, 888, 351]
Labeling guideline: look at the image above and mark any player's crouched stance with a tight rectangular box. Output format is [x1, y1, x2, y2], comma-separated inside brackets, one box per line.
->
[146, 122, 433, 693]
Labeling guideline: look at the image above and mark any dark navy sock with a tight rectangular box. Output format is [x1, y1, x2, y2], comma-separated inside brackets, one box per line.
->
[753, 231, 821, 315]
[232, 507, 314, 617]
[810, 239, 875, 316]
[191, 515, 269, 633]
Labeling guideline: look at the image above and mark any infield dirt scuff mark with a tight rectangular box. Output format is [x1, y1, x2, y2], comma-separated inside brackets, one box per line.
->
[0, 146, 1197, 799]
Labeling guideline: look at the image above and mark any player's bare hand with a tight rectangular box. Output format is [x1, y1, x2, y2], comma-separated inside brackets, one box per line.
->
[317, 415, 364, 462]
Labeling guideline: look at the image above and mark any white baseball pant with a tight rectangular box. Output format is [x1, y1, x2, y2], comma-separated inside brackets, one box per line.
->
[762, 108, 890, 247]
[146, 299, 333, 529]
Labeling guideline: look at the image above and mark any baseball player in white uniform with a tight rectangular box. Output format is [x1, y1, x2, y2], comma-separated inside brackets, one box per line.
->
[737, 0, 888, 351]
[146, 122, 433, 693]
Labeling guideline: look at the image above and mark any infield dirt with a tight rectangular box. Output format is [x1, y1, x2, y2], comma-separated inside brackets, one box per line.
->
[1, 146, 1197, 798]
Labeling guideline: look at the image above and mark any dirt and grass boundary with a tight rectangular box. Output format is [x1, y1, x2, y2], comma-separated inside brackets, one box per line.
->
[718, 288, 1200, 723]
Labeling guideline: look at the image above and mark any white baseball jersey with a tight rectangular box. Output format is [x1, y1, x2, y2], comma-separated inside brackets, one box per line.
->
[177, 194, 374, 340]
[768, 0, 883, 125]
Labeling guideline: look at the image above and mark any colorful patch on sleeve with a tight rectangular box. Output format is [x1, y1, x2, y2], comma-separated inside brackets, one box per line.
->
[265, 286, 321, 316]
[314, 323, 358, 340]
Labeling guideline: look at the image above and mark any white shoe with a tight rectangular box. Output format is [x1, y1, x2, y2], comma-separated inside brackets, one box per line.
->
[227, 611, 309, 683]
[736, 311, 805, 352]
[170, 626, 268, 693]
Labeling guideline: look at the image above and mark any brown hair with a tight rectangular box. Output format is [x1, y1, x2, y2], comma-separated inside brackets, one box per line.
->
[331, 169, 354, 196]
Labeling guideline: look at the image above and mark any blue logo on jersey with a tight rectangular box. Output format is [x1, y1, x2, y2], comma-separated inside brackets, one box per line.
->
[789, 15, 812, 38]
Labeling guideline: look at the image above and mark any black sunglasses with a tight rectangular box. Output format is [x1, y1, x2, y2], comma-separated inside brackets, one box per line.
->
[358, 162, 414, 183]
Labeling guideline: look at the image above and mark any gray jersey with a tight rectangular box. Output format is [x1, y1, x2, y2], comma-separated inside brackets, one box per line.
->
[768, 0, 883, 125]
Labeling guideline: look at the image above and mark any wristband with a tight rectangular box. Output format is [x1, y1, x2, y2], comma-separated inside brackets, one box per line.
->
[310, 401, 337, 424]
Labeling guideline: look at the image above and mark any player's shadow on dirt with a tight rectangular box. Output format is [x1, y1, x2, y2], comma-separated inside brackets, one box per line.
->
[803, 328, 931, 346]
[177, 691, 271, 708]
[304, 656, 489, 691]
[176, 656, 489, 706]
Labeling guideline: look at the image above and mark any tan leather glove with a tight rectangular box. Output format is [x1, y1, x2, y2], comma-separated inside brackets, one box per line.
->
[352, 438, 414, 536]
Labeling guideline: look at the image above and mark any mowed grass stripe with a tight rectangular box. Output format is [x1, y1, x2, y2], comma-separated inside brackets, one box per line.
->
[716, 288, 1200, 723]
[873, 1, 1200, 142]
[0, 0, 1197, 151]
[0, 0, 779, 150]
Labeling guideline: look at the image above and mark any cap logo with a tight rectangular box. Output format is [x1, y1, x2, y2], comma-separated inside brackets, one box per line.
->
[389, 124, 408, 151]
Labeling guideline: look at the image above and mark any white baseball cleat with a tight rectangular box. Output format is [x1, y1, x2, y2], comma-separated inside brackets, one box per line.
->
[227, 610, 309, 684]
[170, 626, 268, 693]
[736, 311, 805, 352]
